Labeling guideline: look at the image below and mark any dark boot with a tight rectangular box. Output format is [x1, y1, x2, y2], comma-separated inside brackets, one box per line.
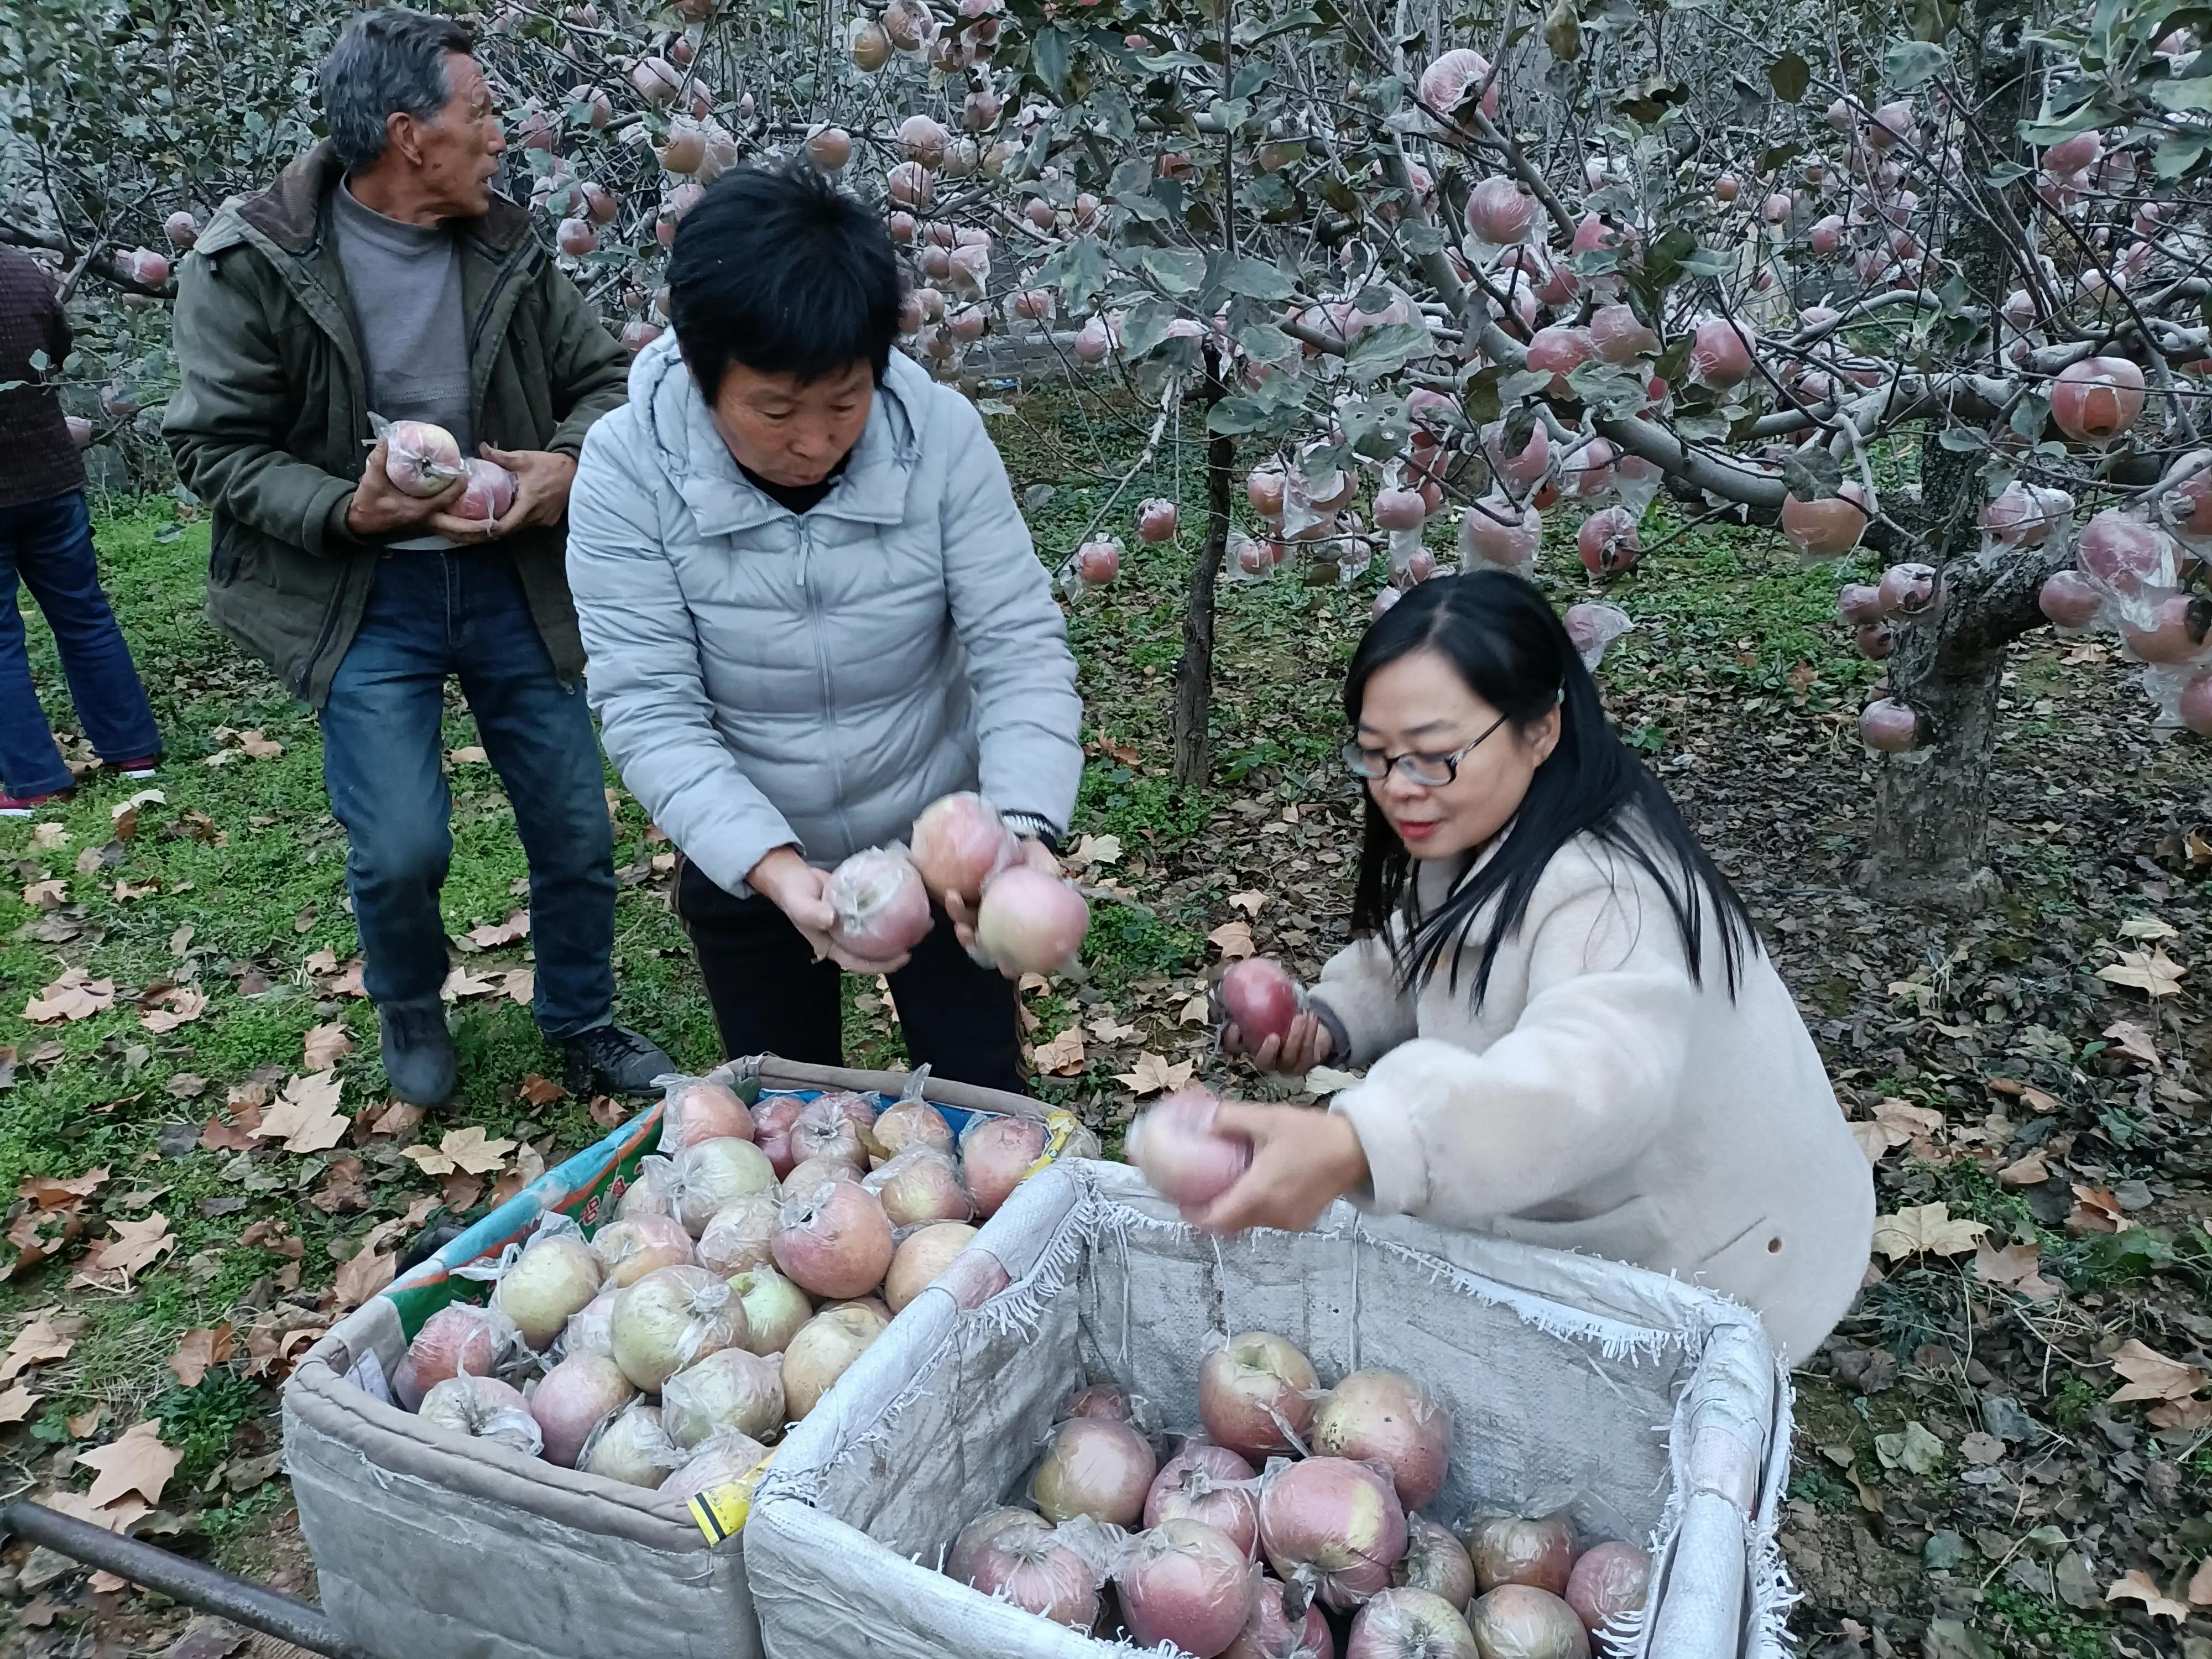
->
[379, 1000, 457, 1107]
[563, 1024, 676, 1096]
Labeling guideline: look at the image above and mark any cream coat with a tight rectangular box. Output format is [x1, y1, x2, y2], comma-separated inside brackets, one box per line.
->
[1310, 832, 1872, 1361]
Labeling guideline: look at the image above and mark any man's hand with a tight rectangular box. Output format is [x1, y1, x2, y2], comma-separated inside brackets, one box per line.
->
[427, 445, 577, 543]
[345, 439, 465, 536]
[1188, 1103, 1370, 1235]
[1221, 1008, 1334, 1077]
[748, 846, 914, 975]
[945, 836, 1060, 976]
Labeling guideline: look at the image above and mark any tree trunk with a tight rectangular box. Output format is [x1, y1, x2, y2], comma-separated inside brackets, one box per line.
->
[1172, 415, 1234, 787]
[1859, 0, 2036, 910]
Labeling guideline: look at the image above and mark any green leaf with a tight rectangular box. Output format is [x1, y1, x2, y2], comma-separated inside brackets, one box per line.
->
[1781, 448, 1844, 499]
[1766, 52, 1809, 103]
[1542, 0, 1583, 61]
[1500, 368, 1554, 403]
[1139, 248, 1208, 295]
[1135, 51, 1213, 73]
[1118, 298, 1177, 358]
[1885, 40, 1950, 88]
[1681, 245, 1735, 278]
[1344, 322, 1435, 381]
[1220, 255, 1296, 301]
[2157, 133, 2209, 177]
[1938, 425, 1987, 452]
[1032, 25, 1072, 98]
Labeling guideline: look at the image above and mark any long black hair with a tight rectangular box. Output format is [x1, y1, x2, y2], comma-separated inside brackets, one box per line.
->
[1348, 568, 1757, 1004]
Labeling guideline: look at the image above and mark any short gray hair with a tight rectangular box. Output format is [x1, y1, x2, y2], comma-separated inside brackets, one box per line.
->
[321, 8, 476, 171]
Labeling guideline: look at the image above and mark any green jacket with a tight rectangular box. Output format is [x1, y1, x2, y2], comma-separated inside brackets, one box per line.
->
[164, 143, 630, 706]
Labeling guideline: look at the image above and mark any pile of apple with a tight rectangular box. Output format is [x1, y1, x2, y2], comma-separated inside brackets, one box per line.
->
[821, 791, 1092, 973]
[381, 1076, 1093, 1498]
[942, 1334, 1650, 1657]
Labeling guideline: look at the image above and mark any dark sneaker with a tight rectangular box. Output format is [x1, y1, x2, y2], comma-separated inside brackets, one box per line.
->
[0, 786, 74, 817]
[379, 1000, 458, 1107]
[564, 1024, 676, 1095]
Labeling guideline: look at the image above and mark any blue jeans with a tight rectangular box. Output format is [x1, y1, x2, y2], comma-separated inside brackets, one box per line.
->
[0, 489, 161, 796]
[320, 549, 617, 1038]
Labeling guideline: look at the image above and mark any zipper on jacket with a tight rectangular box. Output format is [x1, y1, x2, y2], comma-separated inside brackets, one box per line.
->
[797, 520, 851, 844]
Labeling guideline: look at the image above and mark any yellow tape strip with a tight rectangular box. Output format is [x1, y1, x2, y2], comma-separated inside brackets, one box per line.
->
[686, 1451, 774, 1544]
[1020, 1109, 1082, 1182]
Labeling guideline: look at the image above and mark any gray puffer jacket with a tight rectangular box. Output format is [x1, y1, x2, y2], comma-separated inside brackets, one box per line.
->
[566, 333, 1083, 894]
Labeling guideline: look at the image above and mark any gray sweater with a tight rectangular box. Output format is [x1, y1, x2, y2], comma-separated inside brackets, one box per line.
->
[328, 180, 471, 549]
[566, 336, 1083, 895]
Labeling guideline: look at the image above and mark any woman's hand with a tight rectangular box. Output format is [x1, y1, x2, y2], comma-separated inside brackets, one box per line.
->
[748, 846, 914, 974]
[1187, 1103, 1370, 1235]
[945, 836, 1060, 977]
[1220, 1008, 1335, 1077]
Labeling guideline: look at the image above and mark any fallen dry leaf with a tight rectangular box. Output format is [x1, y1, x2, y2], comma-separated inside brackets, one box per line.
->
[1973, 1241, 2064, 1301]
[140, 986, 208, 1034]
[235, 729, 284, 760]
[465, 910, 531, 950]
[0, 1316, 77, 1381]
[21, 878, 65, 907]
[502, 968, 534, 1005]
[403, 1125, 517, 1177]
[1068, 832, 1122, 866]
[333, 1218, 407, 1312]
[519, 1073, 566, 1108]
[18, 1167, 108, 1211]
[168, 1325, 233, 1389]
[448, 744, 489, 765]
[302, 1021, 354, 1071]
[2106, 1338, 2208, 1406]
[198, 1104, 262, 1152]
[0, 1384, 38, 1424]
[2188, 1558, 2212, 1608]
[1088, 1015, 1138, 1043]
[77, 1418, 181, 1510]
[1114, 1052, 1196, 1097]
[254, 1071, 349, 1154]
[2117, 914, 2179, 942]
[442, 966, 503, 1001]
[24, 968, 117, 1024]
[1207, 920, 1256, 960]
[1227, 889, 1267, 917]
[2097, 948, 2185, 999]
[72, 1213, 176, 1288]
[363, 1099, 422, 1139]
[2104, 1568, 2190, 1621]
[1997, 1152, 2050, 1186]
[1870, 1203, 1989, 1261]
[1032, 1029, 1087, 1076]
[2102, 1019, 2161, 1070]
[1177, 992, 1213, 1026]
[2068, 1183, 2130, 1234]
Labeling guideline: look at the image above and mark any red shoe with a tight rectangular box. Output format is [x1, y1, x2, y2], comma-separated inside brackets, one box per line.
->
[111, 756, 160, 779]
[0, 786, 75, 817]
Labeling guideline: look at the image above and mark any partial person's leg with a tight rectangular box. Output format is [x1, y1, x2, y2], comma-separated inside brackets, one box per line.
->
[0, 497, 79, 800]
[886, 910, 1027, 1094]
[675, 857, 845, 1065]
[453, 552, 617, 1040]
[11, 491, 161, 768]
[319, 553, 458, 1015]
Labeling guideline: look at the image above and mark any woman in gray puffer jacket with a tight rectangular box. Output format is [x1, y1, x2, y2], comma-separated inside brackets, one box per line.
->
[565, 165, 1082, 1091]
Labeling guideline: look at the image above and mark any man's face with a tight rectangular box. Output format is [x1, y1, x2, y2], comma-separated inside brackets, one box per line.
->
[705, 359, 875, 489]
[399, 52, 505, 217]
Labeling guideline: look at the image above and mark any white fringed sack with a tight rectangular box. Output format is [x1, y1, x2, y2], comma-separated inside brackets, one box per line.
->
[749, 1159, 1793, 1658]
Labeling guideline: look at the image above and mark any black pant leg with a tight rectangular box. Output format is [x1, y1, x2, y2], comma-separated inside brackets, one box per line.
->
[675, 857, 844, 1065]
[886, 910, 1027, 1094]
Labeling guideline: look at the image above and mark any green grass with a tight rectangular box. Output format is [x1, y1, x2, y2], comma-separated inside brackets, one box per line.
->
[1980, 1584, 2115, 1659]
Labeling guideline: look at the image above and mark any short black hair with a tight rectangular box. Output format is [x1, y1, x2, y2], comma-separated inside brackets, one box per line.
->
[322, 8, 475, 173]
[669, 164, 900, 399]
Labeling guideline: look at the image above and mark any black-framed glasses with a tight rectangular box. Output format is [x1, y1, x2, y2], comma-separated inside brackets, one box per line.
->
[1341, 713, 1511, 786]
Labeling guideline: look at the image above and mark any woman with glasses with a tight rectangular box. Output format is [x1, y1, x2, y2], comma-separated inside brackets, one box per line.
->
[1197, 569, 1872, 1361]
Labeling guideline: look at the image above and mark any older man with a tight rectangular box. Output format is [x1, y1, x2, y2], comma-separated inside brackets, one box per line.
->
[165, 7, 670, 1105]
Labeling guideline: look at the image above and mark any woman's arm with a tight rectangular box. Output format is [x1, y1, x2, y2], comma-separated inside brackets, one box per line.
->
[1305, 936, 1418, 1068]
[1194, 858, 1693, 1233]
[934, 393, 1083, 840]
[565, 420, 801, 897]
[1331, 868, 1691, 1225]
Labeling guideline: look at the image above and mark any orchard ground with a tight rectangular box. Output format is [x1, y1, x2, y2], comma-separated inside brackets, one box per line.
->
[2, 395, 2209, 1656]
